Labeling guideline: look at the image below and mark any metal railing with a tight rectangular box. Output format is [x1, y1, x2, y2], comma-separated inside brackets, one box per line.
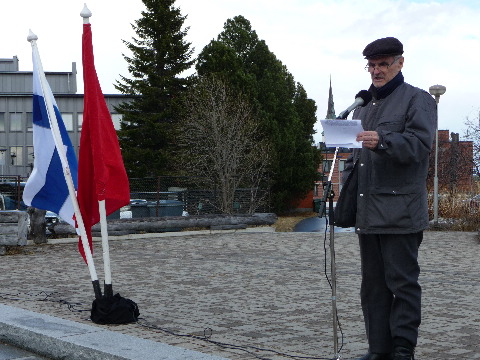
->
[0, 175, 270, 215]
[129, 176, 270, 215]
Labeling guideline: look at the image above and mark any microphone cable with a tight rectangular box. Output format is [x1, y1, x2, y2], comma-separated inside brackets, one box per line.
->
[0, 290, 334, 360]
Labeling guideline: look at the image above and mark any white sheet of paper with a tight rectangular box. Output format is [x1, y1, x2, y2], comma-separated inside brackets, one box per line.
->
[320, 119, 364, 148]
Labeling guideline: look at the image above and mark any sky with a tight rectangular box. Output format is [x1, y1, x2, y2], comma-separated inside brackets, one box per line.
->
[3, 0, 480, 144]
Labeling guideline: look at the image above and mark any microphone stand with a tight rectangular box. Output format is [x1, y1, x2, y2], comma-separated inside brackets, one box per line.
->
[318, 107, 358, 359]
[318, 145, 342, 360]
[319, 92, 369, 358]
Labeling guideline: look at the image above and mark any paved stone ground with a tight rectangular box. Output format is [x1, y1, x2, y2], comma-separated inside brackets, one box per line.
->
[0, 229, 479, 359]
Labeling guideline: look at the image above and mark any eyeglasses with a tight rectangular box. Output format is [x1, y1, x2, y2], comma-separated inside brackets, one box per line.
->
[364, 56, 401, 72]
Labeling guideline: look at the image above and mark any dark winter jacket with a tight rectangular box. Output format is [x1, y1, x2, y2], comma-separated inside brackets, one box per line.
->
[343, 78, 436, 234]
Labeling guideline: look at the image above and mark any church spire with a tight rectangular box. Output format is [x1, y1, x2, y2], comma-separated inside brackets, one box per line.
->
[326, 75, 336, 119]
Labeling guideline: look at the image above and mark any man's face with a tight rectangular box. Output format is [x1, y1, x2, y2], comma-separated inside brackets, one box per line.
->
[366, 55, 404, 88]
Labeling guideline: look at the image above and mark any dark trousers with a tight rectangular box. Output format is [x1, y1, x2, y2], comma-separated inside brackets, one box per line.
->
[358, 232, 422, 353]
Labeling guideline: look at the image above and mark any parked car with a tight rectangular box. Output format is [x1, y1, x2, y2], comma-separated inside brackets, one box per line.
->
[0, 193, 26, 210]
[41, 211, 60, 235]
[118, 199, 148, 219]
[45, 211, 60, 227]
[0, 182, 27, 210]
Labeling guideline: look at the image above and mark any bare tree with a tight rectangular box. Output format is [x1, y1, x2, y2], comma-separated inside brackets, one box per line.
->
[464, 112, 480, 178]
[178, 75, 270, 214]
[428, 131, 476, 194]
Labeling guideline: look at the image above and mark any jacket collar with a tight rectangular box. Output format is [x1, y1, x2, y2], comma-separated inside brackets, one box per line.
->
[369, 71, 404, 100]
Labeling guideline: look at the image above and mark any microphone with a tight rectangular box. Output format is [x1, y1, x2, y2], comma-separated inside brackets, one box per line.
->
[336, 90, 372, 119]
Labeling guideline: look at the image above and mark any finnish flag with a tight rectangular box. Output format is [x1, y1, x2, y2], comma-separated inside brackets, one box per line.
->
[22, 44, 78, 227]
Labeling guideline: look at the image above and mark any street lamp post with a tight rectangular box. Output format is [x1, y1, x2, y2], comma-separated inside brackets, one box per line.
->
[429, 84, 446, 226]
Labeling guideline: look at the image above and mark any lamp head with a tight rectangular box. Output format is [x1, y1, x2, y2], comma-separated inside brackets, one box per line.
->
[429, 85, 446, 103]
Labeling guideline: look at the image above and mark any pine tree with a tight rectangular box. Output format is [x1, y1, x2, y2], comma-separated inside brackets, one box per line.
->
[115, 0, 194, 177]
[196, 16, 319, 211]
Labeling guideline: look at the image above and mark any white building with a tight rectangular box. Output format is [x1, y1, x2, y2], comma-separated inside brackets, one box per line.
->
[0, 56, 132, 177]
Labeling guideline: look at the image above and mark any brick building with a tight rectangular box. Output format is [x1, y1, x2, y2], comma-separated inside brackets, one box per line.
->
[429, 130, 475, 193]
[314, 146, 352, 204]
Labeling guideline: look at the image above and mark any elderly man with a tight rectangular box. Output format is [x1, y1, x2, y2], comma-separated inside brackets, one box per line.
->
[340, 37, 436, 360]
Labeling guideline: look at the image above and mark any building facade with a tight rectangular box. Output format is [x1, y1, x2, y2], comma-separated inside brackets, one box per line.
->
[314, 146, 352, 204]
[429, 130, 475, 193]
[0, 56, 132, 177]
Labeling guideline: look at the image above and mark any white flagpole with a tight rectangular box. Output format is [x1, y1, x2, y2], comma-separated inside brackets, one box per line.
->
[28, 30, 102, 300]
[81, 4, 114, 298]
[99, 200, 113, 297]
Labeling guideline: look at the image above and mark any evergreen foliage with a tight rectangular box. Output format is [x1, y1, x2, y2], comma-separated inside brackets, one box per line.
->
[196, 16, 320, 211]
[115, 0, 194, 177]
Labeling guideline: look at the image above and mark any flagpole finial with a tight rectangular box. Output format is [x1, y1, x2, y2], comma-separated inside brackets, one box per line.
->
[81, 3, 92, 24]
[27, 29, 38, 42]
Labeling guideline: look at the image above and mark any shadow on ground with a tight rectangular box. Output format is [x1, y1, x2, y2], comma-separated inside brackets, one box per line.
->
[293, 216, 355, 233]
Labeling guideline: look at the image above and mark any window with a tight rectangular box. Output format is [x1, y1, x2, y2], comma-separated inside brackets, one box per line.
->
[61, 113, 73, 131]
[323, 159, 346, 174]
[26, 112, 33, 132]
[27, 146, 34, 166]
[0, 149, 6, 166]
[111, 113, 123, 130]
[27, 146, 35, 173]
[9, 113, 22, 132]
[323, 160, 333, 173]
[10, 146, 23, 166]
[78, 113, 83, 130]
[77, 113, 123, 130]
[0, 113, 4, 131]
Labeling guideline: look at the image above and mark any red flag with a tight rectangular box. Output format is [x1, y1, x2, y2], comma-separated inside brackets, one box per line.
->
[78, 23, 130, 262]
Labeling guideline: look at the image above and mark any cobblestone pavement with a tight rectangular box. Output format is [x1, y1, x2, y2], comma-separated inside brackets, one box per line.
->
[0, 230, 479, 359]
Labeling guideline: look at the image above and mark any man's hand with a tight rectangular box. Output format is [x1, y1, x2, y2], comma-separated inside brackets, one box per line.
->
[357, 131, 379, 150]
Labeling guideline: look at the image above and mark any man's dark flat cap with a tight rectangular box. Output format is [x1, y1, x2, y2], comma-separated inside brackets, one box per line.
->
[363, 37, 403, 59]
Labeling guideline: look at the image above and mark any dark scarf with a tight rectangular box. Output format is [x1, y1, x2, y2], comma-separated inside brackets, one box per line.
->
[369, 71, 404, 100]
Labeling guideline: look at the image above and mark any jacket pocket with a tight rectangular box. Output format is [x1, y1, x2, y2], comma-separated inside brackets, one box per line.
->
[366, 191, 420, 229]
[376, 115, 405, 132]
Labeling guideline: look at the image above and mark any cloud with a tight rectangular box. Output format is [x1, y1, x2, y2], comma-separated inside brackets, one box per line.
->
[2, 0, 479, 139]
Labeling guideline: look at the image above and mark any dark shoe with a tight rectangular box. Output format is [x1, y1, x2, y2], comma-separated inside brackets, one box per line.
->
[392, 345, 414, 360]
[356, 353, 392, 360]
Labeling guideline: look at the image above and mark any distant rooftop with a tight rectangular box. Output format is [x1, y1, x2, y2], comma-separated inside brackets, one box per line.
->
[0, 55, 77, 94]
[0, 56, 19, 72]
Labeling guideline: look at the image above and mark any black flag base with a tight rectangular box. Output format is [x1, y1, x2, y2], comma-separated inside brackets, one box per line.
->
[104, 283, 114, 298]
[91, 293, 140, 325]
[92, 280, 102, 300]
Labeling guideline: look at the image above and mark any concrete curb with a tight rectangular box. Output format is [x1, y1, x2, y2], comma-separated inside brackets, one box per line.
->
[28, 226, 276, 246]
[0, 304, 228, 360]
